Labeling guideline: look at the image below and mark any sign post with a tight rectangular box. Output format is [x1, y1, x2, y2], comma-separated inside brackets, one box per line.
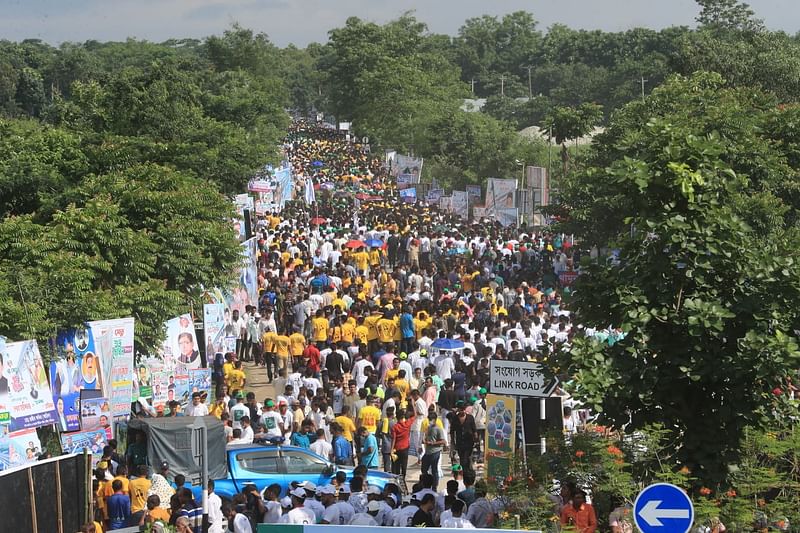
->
[489, 360, 559, 456]
[634, 483, 694, 533]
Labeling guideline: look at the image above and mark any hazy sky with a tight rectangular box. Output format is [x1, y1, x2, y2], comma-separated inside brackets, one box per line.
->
[1, 0, 798, 46]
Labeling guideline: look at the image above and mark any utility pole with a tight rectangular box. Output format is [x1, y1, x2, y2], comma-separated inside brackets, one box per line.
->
[522, 66, 533, 98]
[500, 75, 506, 97]
[470, 78, 476, 95]
[639, 77, 648, 102]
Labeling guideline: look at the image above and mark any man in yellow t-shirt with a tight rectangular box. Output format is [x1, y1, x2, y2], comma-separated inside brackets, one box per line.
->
[273, 333, 290, 377]
[353, 250, 370, 274]
[311, 310, 329, 346]
[377, 315, 396, 345]
[335, 406, 357, 442]
[226, 361, 246, 391]
[341, 320, 355, 343]
[129, 465, 151, 514]
[355, 317, 369, 345]
[358, 398, 381, 435]
[289, 330, 306, 370]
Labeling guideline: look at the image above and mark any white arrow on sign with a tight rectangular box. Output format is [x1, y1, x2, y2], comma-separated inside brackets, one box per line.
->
[639, 500, 691, 526]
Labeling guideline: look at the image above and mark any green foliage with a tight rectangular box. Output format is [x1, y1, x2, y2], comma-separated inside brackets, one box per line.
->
[543, 103, 603, 145]
[557, 72, 800, 484]
[696, 0, 764, 32]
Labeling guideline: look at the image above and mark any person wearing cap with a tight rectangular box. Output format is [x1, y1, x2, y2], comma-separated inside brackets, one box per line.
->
[301, 482, 325, 522]
[259, 399, 283, 438]
[350, 499, 381, 526]
[282, 487, 315, 524]
[320, 484, 354, 525]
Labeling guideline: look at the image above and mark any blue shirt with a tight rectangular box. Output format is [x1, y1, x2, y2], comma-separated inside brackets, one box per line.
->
[291, 432, 311, 449]
[333, 435, 352, 463]
[179, 501, 204, 533]
[400, 313, 415, 339]
[107, 493, 131, 530]
[361, 433, 379, 468]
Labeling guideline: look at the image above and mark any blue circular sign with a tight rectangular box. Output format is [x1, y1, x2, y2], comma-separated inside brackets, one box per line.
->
[634, 483, 694, 533]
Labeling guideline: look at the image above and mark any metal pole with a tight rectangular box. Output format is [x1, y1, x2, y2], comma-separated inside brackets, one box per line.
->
[519, 397, 527, 468]
[201, 424, 209, 533]
[539, 398, 547, 455]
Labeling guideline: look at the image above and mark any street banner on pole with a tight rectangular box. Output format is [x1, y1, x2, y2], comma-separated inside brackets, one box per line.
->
[484, 394, 516, 482]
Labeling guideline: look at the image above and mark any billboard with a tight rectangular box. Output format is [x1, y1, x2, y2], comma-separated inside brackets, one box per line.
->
[484, 394, 517, 482]
[485, 178, 517, 213]
[451, 190, 469, 219]
[203, 303, 226, 358]
[2, 339, 58, 431]
[160, 314, 202, 371]
[87, 318, 135, 420]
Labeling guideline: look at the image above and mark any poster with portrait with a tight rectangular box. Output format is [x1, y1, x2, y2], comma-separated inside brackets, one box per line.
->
[50, 328, 105, 432]
[160, 314, 201, 371]
[150, 371, 191, 412]
[80, 395, 113, 439]
[203, 303, 226, 358]
[452, 190, 469, 219]
[485, 178, 517, 213]
[466, 184, 482, 203]
[1, 340, 58, 431]
[87, 318, 135, 420]
[399, 187, 417, 203]
[60, 429, 108, 467]
[132, 360, 153, 401]
[389, 154, 423, 184]
[0, 428, 43, 470]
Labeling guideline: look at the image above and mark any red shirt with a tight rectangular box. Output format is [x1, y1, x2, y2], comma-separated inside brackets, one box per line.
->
[303, 345, 321, 372]
[391, 417, 415, 450]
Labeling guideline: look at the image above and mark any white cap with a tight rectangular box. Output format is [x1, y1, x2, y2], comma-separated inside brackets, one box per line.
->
[300, 481, 317, 491]
[338, 484, 351, 494]
[366, 486, 381, 495]
[281, 496, 292, 507]
[291, 487, 307, 499]
[320, 485, 337, 495]
[367, 501, 381, 512]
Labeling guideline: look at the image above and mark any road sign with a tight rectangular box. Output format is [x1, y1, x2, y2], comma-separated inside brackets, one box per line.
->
[634, 483, 694, 533]
[489, 360, 558, 397]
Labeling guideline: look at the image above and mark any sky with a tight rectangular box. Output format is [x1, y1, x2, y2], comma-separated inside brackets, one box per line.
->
[1, 0, 798, 46]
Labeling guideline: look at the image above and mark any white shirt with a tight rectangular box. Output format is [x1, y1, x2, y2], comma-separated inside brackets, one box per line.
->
[434, 354, 454, 381]
[230, 403, 249, 430]
[305, 498, 325, 522]
[185, 402, 209, 417]
[350, 513, 378, 526]
[261, 501, 282, 524]
[442, 516, 476, 528]
[233, 513, 253, 533]
[208, 492, 224, 533]
[323, 502, 355, 525]
[241, 425, 254, 443]
[282, 507, 315, 524]
[310, 439, 332, 460]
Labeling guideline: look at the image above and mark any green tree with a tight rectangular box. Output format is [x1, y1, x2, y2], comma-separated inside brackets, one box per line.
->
[558, 72, 800, 485]
[542, 102, 603, 173]
[696, 0, 764, 32]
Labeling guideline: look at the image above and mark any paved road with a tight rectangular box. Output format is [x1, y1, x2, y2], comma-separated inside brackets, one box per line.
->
[241, 361, 482, 488]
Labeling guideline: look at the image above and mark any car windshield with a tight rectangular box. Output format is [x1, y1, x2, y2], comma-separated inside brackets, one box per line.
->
[285, 450, 328, 474]
[236, 451, 281, 474]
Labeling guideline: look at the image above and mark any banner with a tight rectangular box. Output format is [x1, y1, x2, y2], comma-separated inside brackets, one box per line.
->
[233, 193, 253, 242]
[132, 361, 153, 401]
[451, 190, 469, 219]
[497, 207, 519, 227]
[248, 179, 273, 193]
[485, 178, 517, 213]
[396, 174, 414, 190]
[472, 206, 488, 220]
[160, 314, 201, 371]
[203, 303, 226, 358]
[484, 394, 516, 482]
[399, 187, 417, 203]
[87, 317, 135, 420]
[0, 428, 43, 469]
[80, 395, 113, 439]
[1, 339, 58, 432]
[466, 184, 482, 202]
[273, 167, 294, 208]
[439, 196, 452, 212]
[60, 429, 108, 466]
[151, 369, 211, 412]
[389, 154, 423, 184]
[426, 189, 443, 204]
[303, 178, 316, 205]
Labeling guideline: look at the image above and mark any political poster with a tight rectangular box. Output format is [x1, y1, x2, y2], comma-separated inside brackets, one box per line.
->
[451, 190, 469, 219]
[389, 154, 423, 184]
[273, 167, 294, 207]
[160, 314, 201, 371]
[497, 207, 520, 227]
[1, 340, 58, 432]
[60, 429, 108, 466]
[485, 178, 517, 213]
[203, 303, 226, 359]
[439, 196, 452, 212]
[472, 206, 488, 220]
[399, 187, 417, 203]
[396, 174, 414, 190]
[466, 184, 482, 202]
[87, 317, 135, 420]
[80, 395, 113, 439]
[426, 189, 443, 204]
[132, 361, 153, 401]
[248, 178, 272, 193]
[150, 369, 209, 412]
[233, 193, 253, 242]
[0, 428, 43, 470]
[484, 394, 516, 482]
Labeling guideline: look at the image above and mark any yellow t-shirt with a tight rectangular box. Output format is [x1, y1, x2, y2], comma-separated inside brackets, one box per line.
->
[104, 475, 130, 497]
[377, 318, 396, 343]
[364, 315, 380, 341]
[262, 331, 277, 353]
[332, 298, 346, 311]
[226, 369, 245, 390]
[289, 333, 306, 356]
[129, 477, 151, 514]
[342, 322, 355, 343]
[358, 405, 381, 434]
[329, 325, 344, 344]
[355, 325, 369, 344]
[354, 252, 369, 271]
[392, 316, 402, 341]
[274, 335, 290, 358]
[312, 317, 329, 342]
[335, 415, 357, 442]
[369, 249, 381, 266]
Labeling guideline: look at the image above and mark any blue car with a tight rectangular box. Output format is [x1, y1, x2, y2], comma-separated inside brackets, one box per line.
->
[192, 443, 399, 501]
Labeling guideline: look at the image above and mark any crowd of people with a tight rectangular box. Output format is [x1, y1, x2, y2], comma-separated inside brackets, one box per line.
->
[83, 121, 602, 533]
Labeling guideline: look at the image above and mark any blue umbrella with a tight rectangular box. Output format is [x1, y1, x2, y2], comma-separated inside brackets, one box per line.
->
[312, 160, 324, 167]
[431, 338, 465, 350]
[365, 238, 384, 248]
